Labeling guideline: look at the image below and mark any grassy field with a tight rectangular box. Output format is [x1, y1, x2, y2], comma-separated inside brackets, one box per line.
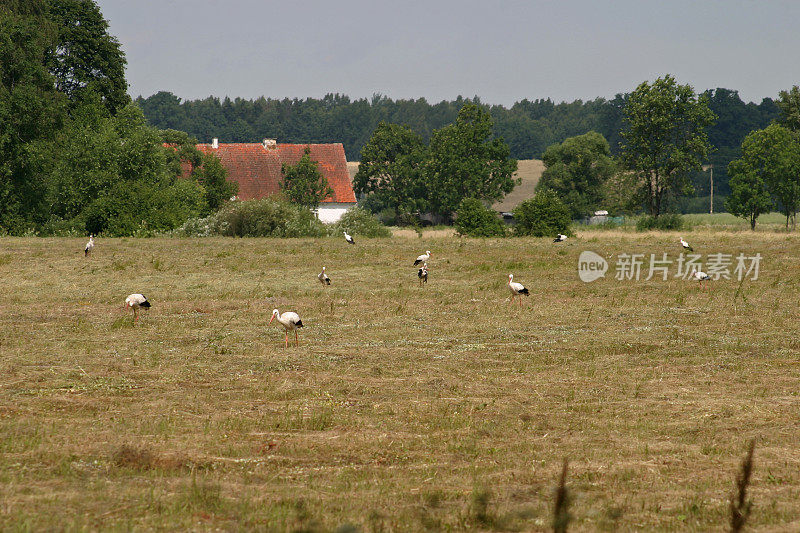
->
[2, 232, 800, 531]
[682, 212, 789, 231]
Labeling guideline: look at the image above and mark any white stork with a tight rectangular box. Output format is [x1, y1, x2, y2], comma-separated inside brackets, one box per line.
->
[691, 269, 711, 290]
[418, 262, 428, 285]
[318, 266, 331, 286]
[84, 235, 94, 256]
[679, 237, 693, 252]
[269, 309, 303, 347]
[414, 250, 431, 266]
[553, 234, 567, 243]
[124, 293, 151, 324]
[507, 274, 529, 306]
[343, 231, 355, 245]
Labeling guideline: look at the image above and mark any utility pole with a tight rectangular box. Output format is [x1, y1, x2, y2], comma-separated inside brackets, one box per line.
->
[702, 164, 714, 214]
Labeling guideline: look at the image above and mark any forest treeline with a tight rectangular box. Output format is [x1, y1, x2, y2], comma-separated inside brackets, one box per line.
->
[136, 89, 779, 202]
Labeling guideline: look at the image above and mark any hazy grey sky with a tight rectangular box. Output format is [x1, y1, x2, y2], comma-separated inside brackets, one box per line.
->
[95, 0, 799, 106]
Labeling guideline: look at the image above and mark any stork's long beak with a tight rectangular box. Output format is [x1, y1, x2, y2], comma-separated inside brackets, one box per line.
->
[269, 315, 275, 324]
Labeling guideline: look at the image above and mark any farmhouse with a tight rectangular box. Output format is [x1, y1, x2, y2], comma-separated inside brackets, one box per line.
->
[196, 139, 357, 223]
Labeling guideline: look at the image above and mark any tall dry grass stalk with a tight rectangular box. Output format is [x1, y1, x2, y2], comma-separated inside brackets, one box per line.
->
[553, 458, 571, 533]
[729, 439, 756, 533]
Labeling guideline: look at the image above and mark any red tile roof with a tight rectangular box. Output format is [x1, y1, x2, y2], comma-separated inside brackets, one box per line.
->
[192, 142, 356, 204]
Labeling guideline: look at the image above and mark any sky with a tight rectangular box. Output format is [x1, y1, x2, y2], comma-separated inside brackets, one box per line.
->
[95, 0, 800, 106]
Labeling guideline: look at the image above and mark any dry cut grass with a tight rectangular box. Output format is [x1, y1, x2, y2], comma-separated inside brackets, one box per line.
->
[1, 233, 800, 531]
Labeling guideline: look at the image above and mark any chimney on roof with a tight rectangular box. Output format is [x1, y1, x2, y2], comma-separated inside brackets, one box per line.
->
[212, 138, 219, 149]
[263, 138, 277, 149]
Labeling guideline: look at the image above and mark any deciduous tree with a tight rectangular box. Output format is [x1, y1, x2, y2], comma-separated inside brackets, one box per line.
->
[0, 1, 64, 231]
[47, 0, 129, 114]
[353, 121, 428, 223]
[281, 147, 333, 209]
[536, 131, 616, 218]
[776, 85, 800, 133]
[621, 75, 716, 217]
[425, 103, 518, 219]
[731, 124, 800, 230]
[725, 161, 773, 230]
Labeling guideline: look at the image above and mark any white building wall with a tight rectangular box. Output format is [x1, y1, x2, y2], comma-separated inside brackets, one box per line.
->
[316, 203, 356, 224]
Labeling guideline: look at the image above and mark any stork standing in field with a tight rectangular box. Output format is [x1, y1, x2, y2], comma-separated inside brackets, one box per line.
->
[418, 262, 428, 286]
[680, 237, 693, 252]
[84, 235, 94, 256]
[318, 266, 331, 286]
[553, 234, 567, 243]
[507, 274, 529, 306]
[343, 231, 355, 245]
[692, 269, 711, 290]
[124, 293, 151, 324]
[269, 309, 303, 347]
[414, 250, 431, 266]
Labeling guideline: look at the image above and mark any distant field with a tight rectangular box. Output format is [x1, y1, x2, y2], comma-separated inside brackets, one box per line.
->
[492, 160, 544, 213]
[683, 212, 789, 230]
[574, 212, 791, 234]
[2, 233, 800, 530]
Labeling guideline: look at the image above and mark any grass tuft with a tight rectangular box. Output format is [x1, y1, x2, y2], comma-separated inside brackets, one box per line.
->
[112, 444, 202, 472]
[469, 486, 496, 527]
[181, 474, 223, 514]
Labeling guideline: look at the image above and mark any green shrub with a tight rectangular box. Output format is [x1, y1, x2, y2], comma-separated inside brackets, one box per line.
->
[331, 207, 392, 238]
[38, 217, 85, 237]
[635, 214, 686, 231]
[172, 215, 218, 237]
[513, 190, 573, 237]
[454, 198, 507, 237]
[214, 198, 327, 237]
[83, 180, 206, 237]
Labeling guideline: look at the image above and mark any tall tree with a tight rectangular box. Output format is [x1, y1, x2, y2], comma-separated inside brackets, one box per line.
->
[281, 147, 333, 209]
[536, 131, 616, 218]
[47, 0, 129, 114]
[425, 103, 518, 219]
[731, 124, 800, 230]
[620, 75, 716, 217]
[725, 161, 773, 230]
[353, 122, 428, 223]
[776, 86, 800, 133]
[0, 1, 65, 231]
[137, 92, 186, 131]
[196, 152, 236, 213]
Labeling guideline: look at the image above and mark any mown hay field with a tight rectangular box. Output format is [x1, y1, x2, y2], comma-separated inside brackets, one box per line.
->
[2, 232, 800, 531]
